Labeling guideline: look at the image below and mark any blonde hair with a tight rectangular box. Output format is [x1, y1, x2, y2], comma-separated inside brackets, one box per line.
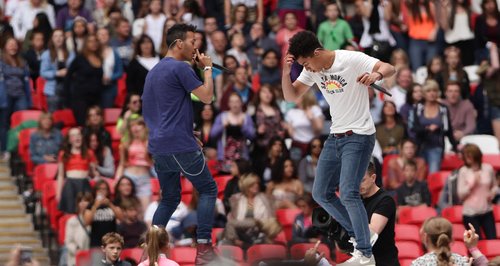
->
[102, 232, 125, 247]
[238, 173, 260, 196]
[144, 225, 169, 266]
[423, 217, 453, 266]
[300, 90, 318, 109]
[260, 218, 282, 240]
[423, 79, 440, 93]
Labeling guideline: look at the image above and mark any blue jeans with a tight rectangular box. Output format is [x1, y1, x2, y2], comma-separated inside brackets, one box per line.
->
[152, 149, 218, 243]
[312, 133, 375, 257]
[101, 84, 117, 108]
[420, 147, 443, 174]
[0, 95, 29, 152]
[409, 38, 438, 72]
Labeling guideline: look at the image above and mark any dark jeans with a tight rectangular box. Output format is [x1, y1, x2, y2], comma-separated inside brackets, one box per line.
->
[152, 149, 218, 242]
[101, 84, 117, 108]
[463, 211, 497, 240]
[0, 94, 29, 152]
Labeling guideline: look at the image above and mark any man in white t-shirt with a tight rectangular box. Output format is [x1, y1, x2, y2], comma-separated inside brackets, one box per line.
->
[282, 31, 395, 266]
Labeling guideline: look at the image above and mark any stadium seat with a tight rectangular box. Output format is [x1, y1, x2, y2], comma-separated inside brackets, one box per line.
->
[440, 153, 463, 171]
[58, 214, 75, 245]
[181, 193, 193, 205]
[115, 74, 127, 108]
[427, 171, 451, 206]
[181, 176, 193, 194]
[41, 180, 56, 212]
[477, 240, 500, 260]
[10, 110, 42, 128]
[120, 248, 144, 264]
[214, 175, 233, 199]
[290, 243, 331, 261]
[18, 128, 37, 177]
[483, 154, 500, 171]
[218, 245, 244, 263]
[52, 109, 77, 128]
[496, 223, 500, 239]
[273, 230, 287, 246]
[211, 227, 224, 244]
[493, 205, 500, 222]
[460, 134, 499, 154]
[395, 224, 421, 244]
[452, 223, 466, 241]
[335, 249, 351, 264]
[33, 163, 58, 192]
[170, 247, 197, 265]
[151, 178, 160, 201]
[104, 108, 122, 126]
[75, 249, 91, 266]
[398, 206, 437, 227]
[451, 241, 467, 256]
[396, 241, 423, 260]
[276, 208, 302, 241]
[381, 154, 398, 186]
[35, 77, 47, 111]
[442, 206, 464, 224]
[246, 244, 287, 265]
[399, 259, 413, 266]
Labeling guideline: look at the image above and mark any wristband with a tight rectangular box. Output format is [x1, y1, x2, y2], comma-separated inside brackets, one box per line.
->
[203, 66, 212, 72]
[468, 247, 479, 253]
[374, 71, 384, 81]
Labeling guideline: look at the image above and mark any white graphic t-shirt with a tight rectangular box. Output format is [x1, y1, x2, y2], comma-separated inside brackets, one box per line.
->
[297, 50, 379, 135]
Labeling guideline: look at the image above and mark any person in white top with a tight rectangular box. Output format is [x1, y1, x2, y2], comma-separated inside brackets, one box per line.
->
[282, 31, 395, 266]
[144, 0, 167, 53]
[11, 0, 55, 40]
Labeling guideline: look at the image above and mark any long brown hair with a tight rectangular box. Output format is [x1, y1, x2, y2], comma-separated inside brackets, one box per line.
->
[407, 0, 434, 23]
[61, 127, 90, 164]
[1, 37, 25, 67]
[423, 217, 454, 266]
[144, 225, 169, 266]
[48, 29, 69, 62]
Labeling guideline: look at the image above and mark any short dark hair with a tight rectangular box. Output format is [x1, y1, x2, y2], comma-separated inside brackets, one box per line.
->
[166, 23, 197, 47]
[288, 31, 322, 58]
[367, 161, 376, 176]
[403, 159, 417, 170]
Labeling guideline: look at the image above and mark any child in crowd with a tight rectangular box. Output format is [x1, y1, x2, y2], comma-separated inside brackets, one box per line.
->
[396, 160, 431, 207]
[100, 232, 131, 266]
[138, 226, 179, 266]
[117, 199, 148, 248]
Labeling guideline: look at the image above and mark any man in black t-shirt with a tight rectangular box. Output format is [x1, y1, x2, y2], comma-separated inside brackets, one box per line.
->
[359, 162, 400, 266]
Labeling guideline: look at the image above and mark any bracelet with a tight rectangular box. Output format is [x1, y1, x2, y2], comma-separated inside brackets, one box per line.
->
[203, 66, 212, 72]
[468, 247, 479, 253]
[374, 71, 384, 80]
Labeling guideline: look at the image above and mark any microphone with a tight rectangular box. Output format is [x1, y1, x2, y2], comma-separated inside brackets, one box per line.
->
[193, 52, 234, 74]
[370, 83, 392, 97]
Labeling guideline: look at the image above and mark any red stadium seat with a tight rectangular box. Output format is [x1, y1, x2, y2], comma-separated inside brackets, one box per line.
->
[396, 241, 423, 260]
[52, 109, 76, 128]
[181, 193, 193, 205]
[181, 176, 193, 194]
[442, 206, 464, 224]
[335, 249, 351, 264]
[10, 110, 42, 128]
[246, 244, 287, 265]
[398, 206, 437, 227]
[382, 154, 398, 185]
[214, 175, 233, 199]
[399, 259, 413, 266]
[170, 247, 197, 265]
[451, 241, 467, 256]
[452, 223, 466, 241]
[494, 205, 500, 223]
[41, 180, 56, 211]
[115, 74, 127, 108]
[440, 153, 463, 170]
[18, 128, 37, 176]
[49, 196, 63, 231]
[273, 231, 287, 246]
[33, 163, 58, 192]
[276, 208, 302, 241]
[120, 248, 144, 264]
[290, 243, 331, 261]
[483, 154, 500, 170]
[477, 240, 500, 260]
[58, 214, 75, 245]
[35, 77, 47, 111]
[395, 224, 421, 244]
[496, 223, 500, 239]
[427, 171, 451, 206]
[75, 250, 91, 266]
[218, 245, 244, 263]
[103, 108, 122, 126]
[211, 228, 224, 244]
[151, 178, 160, 201]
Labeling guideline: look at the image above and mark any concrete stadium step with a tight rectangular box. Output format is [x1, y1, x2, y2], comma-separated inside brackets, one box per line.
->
[0, 208, 28, 216]
[0, 238, 42, 246]
[0, 231, 37, 237]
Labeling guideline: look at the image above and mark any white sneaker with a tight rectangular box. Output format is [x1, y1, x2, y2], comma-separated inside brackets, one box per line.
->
[347, 230, 378, 249]
[337, 250, 376, 266]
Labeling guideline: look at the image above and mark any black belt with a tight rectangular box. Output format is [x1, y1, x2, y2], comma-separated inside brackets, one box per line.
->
[331, 130, 354, 138]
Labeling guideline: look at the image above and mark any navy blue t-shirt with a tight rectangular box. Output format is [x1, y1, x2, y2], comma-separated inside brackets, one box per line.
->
[142, 57, 202, 155]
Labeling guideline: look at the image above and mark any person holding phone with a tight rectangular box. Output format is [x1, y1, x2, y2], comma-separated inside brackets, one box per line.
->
[141, 23, 218, 265]
[6, 246, 40, 266]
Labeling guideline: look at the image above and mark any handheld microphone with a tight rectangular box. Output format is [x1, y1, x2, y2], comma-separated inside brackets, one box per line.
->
[370, 83, 392, 97]
[193, 52, 234, 74]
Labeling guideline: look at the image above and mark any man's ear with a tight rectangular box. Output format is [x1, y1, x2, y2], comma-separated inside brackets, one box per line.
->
[313, 49, 321, 57]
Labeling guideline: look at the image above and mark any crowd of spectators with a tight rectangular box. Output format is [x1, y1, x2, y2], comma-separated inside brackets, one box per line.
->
[1, 0, 500, 265]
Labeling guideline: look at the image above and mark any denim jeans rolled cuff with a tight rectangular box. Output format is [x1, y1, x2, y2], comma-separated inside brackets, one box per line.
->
[312, 133, 375, 257]
[152, 149, 218, 241]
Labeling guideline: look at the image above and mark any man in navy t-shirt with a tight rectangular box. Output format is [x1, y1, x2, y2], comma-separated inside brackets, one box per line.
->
[142, 23, 218, 265]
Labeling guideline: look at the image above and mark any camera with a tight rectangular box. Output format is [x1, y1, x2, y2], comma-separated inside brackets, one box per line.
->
[20, 247, 33, 264]
[312, 207, 353, 253]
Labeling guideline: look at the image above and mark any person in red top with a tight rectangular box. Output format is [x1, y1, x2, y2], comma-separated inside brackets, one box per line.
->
[57, 127, 97, 214]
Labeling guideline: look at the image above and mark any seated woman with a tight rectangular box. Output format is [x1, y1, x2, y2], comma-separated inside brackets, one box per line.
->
[84, 179, 123, 247]
[81, 106, 111, 148]
[117, 93, 142, 143]
[253, 136, 289, 189]
[116, 117, 152, 212]
[297, 137, 323, 193]
[384, 139, 428, 190]
[375, 101, 406, 156]
[85, 130, 114, 178]
[266, 158, 304, 209]
[57, 127, 97, 214]
[30, 112, 63, 165]
[113, 176, 141, 211]
[64, 192, 92, 266]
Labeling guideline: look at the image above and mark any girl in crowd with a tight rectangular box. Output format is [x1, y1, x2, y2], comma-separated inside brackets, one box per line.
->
[84, 179, 123, 247]
[66, 17, 88, 53]
[97, 27, 123, 108]
[138, 226, 179, 266]
[436, 46, 470, 99]
[30, 112, 62, 165]
[40, 29, 74, 112]
[144, 0, 166, 52]
[64, 34, 104, 125]
[408, 79, 457, 173]
[85, 130, 115, 178]
[82, 106, 112, 148]
[116, 93, 142, 143]
[400, 83, 423, 124]
[298, 137, 323, 193]
[375, 101, 406, 156]
[126, 35, 159, 96]
[457, 143, 497, 239]
[254, 137, 288, 188]
[113, 176, 141, 214]
[57, 127, 96, 213]
[267, 158, 304, 209]
[0, 37, 32, 160]
[194, 104, 217, 149]
[116, 117, 152, 212]
[64, 192, 92, 266]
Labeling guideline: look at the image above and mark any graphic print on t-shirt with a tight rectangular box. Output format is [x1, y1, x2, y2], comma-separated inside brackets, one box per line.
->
[320, 74, 348, 94]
